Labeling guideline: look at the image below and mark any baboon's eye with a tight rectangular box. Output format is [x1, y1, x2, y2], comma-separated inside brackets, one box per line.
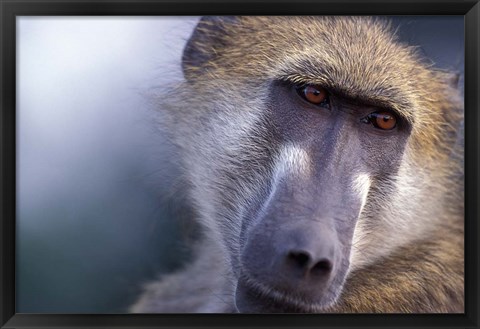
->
[297, 85, 329, 106]
[361, 111, 397, 130]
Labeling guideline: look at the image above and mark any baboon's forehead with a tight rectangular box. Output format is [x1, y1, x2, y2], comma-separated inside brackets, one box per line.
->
[219, 16, 418, 75]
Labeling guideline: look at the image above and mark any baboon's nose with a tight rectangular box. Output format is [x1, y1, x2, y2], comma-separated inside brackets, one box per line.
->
[279, 228, 336, 283]
[241, 222, 339, 300]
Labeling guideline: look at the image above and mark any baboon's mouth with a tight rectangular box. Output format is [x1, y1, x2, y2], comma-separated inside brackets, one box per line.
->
[234, 276, 330, 313]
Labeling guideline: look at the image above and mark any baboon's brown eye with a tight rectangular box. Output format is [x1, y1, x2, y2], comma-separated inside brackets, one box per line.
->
[297, 85, 329, 106]
[374, 112, 397, 130]
[362, 111, 397, 130]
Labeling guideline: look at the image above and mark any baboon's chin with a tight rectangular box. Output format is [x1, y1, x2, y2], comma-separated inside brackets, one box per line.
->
[234, 277, 337, 313]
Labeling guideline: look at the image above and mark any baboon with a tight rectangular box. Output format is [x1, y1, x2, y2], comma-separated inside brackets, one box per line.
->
[131, 16, 464, 313]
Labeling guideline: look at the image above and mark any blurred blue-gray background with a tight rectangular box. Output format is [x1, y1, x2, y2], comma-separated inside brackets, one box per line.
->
[16, 16, 464, 313]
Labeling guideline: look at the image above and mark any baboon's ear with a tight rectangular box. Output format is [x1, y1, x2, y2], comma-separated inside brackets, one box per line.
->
[182, 16, 238, 81]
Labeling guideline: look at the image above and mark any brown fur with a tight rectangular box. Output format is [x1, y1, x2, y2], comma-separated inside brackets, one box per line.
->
[329, 218, 464, 313]
[131, 16, 464, 313]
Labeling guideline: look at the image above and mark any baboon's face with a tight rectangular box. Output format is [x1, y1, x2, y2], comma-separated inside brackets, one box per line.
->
[232, 79, 411, 312]
[178, 17, 432, 313]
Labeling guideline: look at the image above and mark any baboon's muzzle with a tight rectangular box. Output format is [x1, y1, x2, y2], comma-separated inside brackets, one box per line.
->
[235, 171, 362, 313]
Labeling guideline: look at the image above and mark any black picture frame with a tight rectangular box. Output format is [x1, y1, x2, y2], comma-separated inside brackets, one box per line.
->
[1, 1, 479, 328]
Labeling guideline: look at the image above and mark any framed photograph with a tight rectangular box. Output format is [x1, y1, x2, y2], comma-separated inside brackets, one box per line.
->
[1, 1, 479, 328]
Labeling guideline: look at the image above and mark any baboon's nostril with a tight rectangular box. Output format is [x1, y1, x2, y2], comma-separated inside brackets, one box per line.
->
[288, 250, 312, 269]
[311, 258, 333, 276]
